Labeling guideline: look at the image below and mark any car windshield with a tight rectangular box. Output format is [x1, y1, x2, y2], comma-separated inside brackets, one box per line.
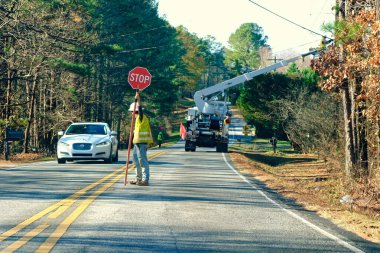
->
[66, 124, 107, 135]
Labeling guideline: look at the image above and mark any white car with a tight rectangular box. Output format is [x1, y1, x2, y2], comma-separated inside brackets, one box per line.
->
[57, 122, 118, 164]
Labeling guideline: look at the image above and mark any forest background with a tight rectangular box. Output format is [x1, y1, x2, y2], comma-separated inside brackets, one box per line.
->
[0, 0, 379, 203]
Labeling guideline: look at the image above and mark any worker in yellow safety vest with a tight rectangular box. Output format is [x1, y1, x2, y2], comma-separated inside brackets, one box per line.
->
[129, 93, 153, 186]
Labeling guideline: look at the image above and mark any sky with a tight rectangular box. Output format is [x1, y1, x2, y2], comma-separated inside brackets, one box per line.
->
[157, 0, 335, 55]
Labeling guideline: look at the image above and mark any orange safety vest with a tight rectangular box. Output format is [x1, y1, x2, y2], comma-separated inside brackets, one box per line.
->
[133, 115, 153, 144]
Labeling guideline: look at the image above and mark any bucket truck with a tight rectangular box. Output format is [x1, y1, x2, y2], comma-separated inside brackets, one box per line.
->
[184, 50, 319, 152]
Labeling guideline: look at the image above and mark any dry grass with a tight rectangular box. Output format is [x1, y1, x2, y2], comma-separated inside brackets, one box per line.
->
[0, 153, 47, 166]
[230, 150, 380, 243]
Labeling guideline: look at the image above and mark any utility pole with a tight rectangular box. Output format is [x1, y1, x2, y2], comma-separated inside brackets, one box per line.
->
[267, 56, 283, 63]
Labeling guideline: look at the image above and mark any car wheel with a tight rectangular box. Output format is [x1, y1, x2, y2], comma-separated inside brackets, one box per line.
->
[57, 158, 66, 164]
[104, 146, 112, 164]
[113, 150, 118, 162]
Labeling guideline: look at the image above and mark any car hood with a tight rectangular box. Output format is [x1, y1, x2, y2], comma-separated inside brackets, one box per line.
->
[60, 135, 109, 144]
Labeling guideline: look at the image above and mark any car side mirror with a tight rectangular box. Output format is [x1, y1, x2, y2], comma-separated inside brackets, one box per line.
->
[58, 131, 64, 136]
[111, 131, 117, 136]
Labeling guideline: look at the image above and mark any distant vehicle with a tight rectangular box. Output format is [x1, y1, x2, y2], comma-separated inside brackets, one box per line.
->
[57, 122, 118, 164]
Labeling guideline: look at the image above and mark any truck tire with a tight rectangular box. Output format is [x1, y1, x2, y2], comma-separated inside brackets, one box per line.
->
[222, 143, 228, 152]
[185, 140, 194, 152]
[216, 143, 221, 152]
[216, 142, 228, 152]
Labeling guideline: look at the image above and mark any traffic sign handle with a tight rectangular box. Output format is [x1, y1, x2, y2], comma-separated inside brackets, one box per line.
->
[124, 90, 139, 186]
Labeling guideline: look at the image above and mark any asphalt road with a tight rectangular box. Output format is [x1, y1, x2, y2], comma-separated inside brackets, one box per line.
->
[0, 144, 379, 252]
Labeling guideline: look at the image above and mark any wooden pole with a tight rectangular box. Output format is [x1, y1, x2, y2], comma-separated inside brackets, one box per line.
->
[124, 91, 139, 186]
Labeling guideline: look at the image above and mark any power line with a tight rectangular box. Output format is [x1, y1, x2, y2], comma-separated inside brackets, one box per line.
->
[247, 0, 333, 40]
[312, 0, 331, 28]
[119, 44, 169, 54]
[120, 25, 172, 37]
[271, 39, 320, 55]
[102, 24, 172, 38]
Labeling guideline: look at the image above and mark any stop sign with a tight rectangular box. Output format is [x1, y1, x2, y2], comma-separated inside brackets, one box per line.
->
[128, 67, 152, 91]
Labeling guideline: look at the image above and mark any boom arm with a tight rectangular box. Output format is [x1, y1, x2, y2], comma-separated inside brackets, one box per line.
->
[194, 50, 318, 111]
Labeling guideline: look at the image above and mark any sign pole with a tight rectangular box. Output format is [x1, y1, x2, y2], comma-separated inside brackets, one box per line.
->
[124, 90, 139, 186]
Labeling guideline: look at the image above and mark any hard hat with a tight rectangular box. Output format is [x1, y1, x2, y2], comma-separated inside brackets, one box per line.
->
[128, 102, 140, 112]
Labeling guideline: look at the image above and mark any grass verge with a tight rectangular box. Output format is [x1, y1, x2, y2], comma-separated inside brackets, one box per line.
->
[229, 138, 380, 244]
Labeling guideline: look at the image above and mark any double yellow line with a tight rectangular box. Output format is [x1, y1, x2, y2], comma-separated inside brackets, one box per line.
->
[0, 150, 167, 253]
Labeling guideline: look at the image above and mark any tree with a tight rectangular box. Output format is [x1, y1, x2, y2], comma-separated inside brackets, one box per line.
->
[237, 72, 295, 138]
[273, 87, 341, 158]
[237, 65, 321, 141]
[198, 36, 231, 89]
[224, 23, 269, 75]
[313, 8, 380, 179]
[175, 26, 207, 95]
[0, 0, 185, 154]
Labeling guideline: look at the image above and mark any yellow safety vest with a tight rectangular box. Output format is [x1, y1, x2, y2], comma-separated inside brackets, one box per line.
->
[133, 115, 153, 144]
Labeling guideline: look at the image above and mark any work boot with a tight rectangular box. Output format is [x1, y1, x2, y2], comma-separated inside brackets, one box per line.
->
[137, 180, 149, 186]
[129, 180, 141, 185]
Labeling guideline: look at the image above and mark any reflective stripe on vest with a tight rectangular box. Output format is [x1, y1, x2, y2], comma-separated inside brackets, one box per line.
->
[133, 115, 153, 144]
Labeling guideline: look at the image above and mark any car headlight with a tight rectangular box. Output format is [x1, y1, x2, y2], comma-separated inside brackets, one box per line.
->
[58, 141, 69, 147]
[96, 141, 110, 147]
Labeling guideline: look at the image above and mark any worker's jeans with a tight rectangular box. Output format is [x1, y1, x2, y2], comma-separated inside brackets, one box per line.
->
[133, 143, 150, 181]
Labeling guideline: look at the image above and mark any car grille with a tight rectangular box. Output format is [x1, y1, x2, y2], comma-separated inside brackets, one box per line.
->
[73, 143, 92, 150]
[72, 153, 92, 157]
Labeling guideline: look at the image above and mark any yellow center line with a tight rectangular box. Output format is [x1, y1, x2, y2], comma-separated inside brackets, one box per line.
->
[47, 150, 167, 219]
[2, 223, 49, 253]
[36, 174, 123, 253]
[36, 150, 167, 253]
[0, 204, 59, 242]
[0, 150, 168, 251]
[0, 166, 122, 242]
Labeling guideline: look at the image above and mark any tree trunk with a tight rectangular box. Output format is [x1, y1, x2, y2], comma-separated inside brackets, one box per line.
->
[5, 69, 13, 120]
[23, 71, 38, 153]
[377, 119, 380, 174]
[357, 104, 368, 175]
[341, 83, 356, 179]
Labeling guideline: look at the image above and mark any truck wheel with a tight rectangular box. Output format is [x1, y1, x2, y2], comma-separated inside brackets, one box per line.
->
[185, 140, 192, 152]
[216, 144, 220, 152]
[216, 143, 228, 152]
[222, 143, 228, 152]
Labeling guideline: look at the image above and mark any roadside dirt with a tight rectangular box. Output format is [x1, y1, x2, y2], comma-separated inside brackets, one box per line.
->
[229, 150, 380, 244]
[0, 153, 46, 167]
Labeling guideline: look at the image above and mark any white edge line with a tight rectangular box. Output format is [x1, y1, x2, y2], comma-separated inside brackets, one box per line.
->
[222, 152, 365, 253]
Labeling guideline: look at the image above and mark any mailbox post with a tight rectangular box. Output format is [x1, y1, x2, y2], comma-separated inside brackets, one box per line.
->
[4, 128, 24, 160]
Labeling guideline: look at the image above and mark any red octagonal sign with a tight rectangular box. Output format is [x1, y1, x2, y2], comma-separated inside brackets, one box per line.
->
[128, 67, 152, 91]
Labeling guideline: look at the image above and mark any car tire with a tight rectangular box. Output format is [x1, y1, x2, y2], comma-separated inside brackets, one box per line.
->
[104, 146, 112, 164]
[113, 150, 118, 162]
[57, 158, 66, 164]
